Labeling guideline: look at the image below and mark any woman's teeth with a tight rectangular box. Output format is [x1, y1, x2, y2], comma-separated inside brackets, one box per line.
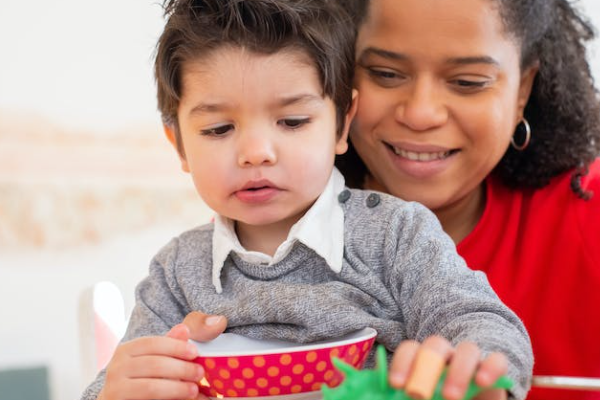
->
[393, 147, 451, 161]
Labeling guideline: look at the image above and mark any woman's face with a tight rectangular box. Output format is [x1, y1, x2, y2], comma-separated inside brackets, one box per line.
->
[351, 0, 537, 213]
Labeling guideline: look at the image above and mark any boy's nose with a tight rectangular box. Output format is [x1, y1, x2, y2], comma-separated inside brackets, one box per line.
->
[394, 78, 448, 131]
[237, 132, 277, 167]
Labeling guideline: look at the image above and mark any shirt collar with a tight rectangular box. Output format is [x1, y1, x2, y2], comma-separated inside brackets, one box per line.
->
[211, 168, 346, 293]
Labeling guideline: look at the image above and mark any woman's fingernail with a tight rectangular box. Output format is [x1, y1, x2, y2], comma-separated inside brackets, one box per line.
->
[206, 315, 222, 326]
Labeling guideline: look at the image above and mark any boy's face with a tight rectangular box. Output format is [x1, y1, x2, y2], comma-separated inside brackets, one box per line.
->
[170, 47, 353, 234]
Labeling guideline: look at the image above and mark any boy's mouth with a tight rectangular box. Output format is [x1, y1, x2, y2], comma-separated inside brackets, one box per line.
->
[235, 179, 281, 203]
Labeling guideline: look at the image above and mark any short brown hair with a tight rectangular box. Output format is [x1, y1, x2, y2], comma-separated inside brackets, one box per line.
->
[155, 0, 355, 154]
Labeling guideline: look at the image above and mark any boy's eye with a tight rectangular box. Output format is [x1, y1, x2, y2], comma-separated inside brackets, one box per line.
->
[200, 124, 233, 136]
[278, 117, 310, 129]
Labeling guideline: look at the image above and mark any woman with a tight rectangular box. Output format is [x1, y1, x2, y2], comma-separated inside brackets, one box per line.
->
[337, 0, 600, 400]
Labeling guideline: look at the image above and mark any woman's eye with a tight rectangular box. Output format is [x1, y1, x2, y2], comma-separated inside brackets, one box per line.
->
[200, 124, 233, 136]
[279, 118, 310, 129]
[451, 79, 489, 92]
[366, 67, 406, 87]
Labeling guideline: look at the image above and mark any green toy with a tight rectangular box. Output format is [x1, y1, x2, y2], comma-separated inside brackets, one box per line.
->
[321, 345, 513, 400]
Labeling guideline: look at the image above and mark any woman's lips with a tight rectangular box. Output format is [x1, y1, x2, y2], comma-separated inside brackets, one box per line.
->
[384, 142, 458, 179]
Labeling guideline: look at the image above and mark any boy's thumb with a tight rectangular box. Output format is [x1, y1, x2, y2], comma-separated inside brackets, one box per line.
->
[183, 311, 227, 342]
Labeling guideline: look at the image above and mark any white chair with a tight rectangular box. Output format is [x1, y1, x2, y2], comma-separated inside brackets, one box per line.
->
[78, 281, 126, 385]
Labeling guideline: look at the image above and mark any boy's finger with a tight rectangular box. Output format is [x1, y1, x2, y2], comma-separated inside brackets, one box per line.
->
[166, 323, 191, 341]
[475, 352, 508, 387]
[443, 341, 481, 400]
[122, 336, 198, 359]
[183, 312, 228, 342]
[128, 355, 204, 382]
[389, 340, 420, 387]
[405, 336, 453, 400]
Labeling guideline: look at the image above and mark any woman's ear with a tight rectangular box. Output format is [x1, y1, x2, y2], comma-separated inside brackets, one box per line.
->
[335, 89, 359, 155]
[516, 62, 539, 122]
[163, 124, 190, 173]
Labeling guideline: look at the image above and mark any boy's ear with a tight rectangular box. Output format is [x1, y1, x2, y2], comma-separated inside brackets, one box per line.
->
[163, 124, 190, 173]
[335, 89, 359, 155]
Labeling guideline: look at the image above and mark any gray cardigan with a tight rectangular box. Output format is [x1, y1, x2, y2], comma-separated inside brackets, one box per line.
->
[81, 188, 533, 400]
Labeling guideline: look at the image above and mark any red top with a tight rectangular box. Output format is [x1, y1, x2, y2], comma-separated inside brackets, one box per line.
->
[458, 159, 600, 400]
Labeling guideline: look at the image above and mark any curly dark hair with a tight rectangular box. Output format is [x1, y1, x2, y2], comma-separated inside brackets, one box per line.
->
[337, 0, 600, 199]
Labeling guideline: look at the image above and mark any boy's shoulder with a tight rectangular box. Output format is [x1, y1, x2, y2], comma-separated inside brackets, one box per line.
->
[342, 187, 431, 218]
[153, 221, 215, 266]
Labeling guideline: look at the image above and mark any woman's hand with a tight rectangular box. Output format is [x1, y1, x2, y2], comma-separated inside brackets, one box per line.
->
[389, 335, 508, 400]
[96, 324, 203, 400]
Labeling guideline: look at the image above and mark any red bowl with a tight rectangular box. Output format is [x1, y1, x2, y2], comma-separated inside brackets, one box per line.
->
[191, 327, 377, 399]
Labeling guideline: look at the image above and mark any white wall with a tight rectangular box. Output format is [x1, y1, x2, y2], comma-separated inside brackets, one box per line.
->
[1, 1, 600, 400]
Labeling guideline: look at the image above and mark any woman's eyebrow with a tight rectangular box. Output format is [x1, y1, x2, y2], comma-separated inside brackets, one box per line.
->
[446, 56, 500, 66]
[358, 47, 500, 67]
[358, 47, 408, 63]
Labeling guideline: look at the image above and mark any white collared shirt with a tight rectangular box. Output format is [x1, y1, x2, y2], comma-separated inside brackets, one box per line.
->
[211, 168, 346, 293]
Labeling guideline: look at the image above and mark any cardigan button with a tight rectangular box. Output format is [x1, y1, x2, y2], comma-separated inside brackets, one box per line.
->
[338, 190, 351, 203]
[366, 193, 381, 208]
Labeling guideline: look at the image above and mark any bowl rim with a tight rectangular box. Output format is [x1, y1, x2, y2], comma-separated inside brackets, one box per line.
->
[192, 327, 377, 358]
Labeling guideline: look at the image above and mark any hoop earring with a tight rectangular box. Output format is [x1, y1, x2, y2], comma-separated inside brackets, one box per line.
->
[511, 118, 531, 151]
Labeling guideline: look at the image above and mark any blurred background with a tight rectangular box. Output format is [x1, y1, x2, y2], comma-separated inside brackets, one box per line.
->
[1, 1, 600, 399]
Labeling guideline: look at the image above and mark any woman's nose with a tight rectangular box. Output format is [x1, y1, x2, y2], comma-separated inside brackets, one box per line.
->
[237, 131, 277, 167]
[394, 78, 448, 131]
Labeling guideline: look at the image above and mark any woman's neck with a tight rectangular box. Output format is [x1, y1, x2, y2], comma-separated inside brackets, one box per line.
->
[433, 184, 486, 245]
[364, 175, 486, 245]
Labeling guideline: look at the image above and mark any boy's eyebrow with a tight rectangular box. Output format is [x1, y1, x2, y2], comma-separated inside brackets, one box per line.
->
[187, 94, 323, 117]
[358, 46, 500, 66]
[277, 93, 324, 107]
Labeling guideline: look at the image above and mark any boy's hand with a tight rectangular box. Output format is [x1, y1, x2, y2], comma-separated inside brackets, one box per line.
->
[96, 325, 203, 400]
[181, 311, 228, 341]
[389, 335, 508, 400]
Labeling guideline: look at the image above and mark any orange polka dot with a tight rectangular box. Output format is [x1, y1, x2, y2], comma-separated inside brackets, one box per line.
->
[233, 379, 245, 389]
[226, 389, 237, 397]
[291, 385, 302, 393]
[329, 378, 340, 387]
[280, 354, 292, 365]
[209, 388, 219, 397]
[363, 342, 370, 351]
[316, 361, 327, 372]
[292, 364, 304, 374]
[312, 382, 322, 391]
[204, 359, 216, 369]
[242, 368, 255, 379]
[306, 351, 317, 363]
[247, 388, 258, 396]
[253, 356, 266, 368]
[280, 376, 292, 386]
[267, 366, 280, 377]
[227, 358, 240, 369]
[352, 354, 360, 365]
[213, 379, 224, 389]
[219, 369, 230, 379]
[303, 373, 314, 383]
[257, 378, 269, 388]
[330, 348, 340, 358]
[324, 370, 334, 380]
[349, 344, 357, 355]
[269, 387, 281, 395]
